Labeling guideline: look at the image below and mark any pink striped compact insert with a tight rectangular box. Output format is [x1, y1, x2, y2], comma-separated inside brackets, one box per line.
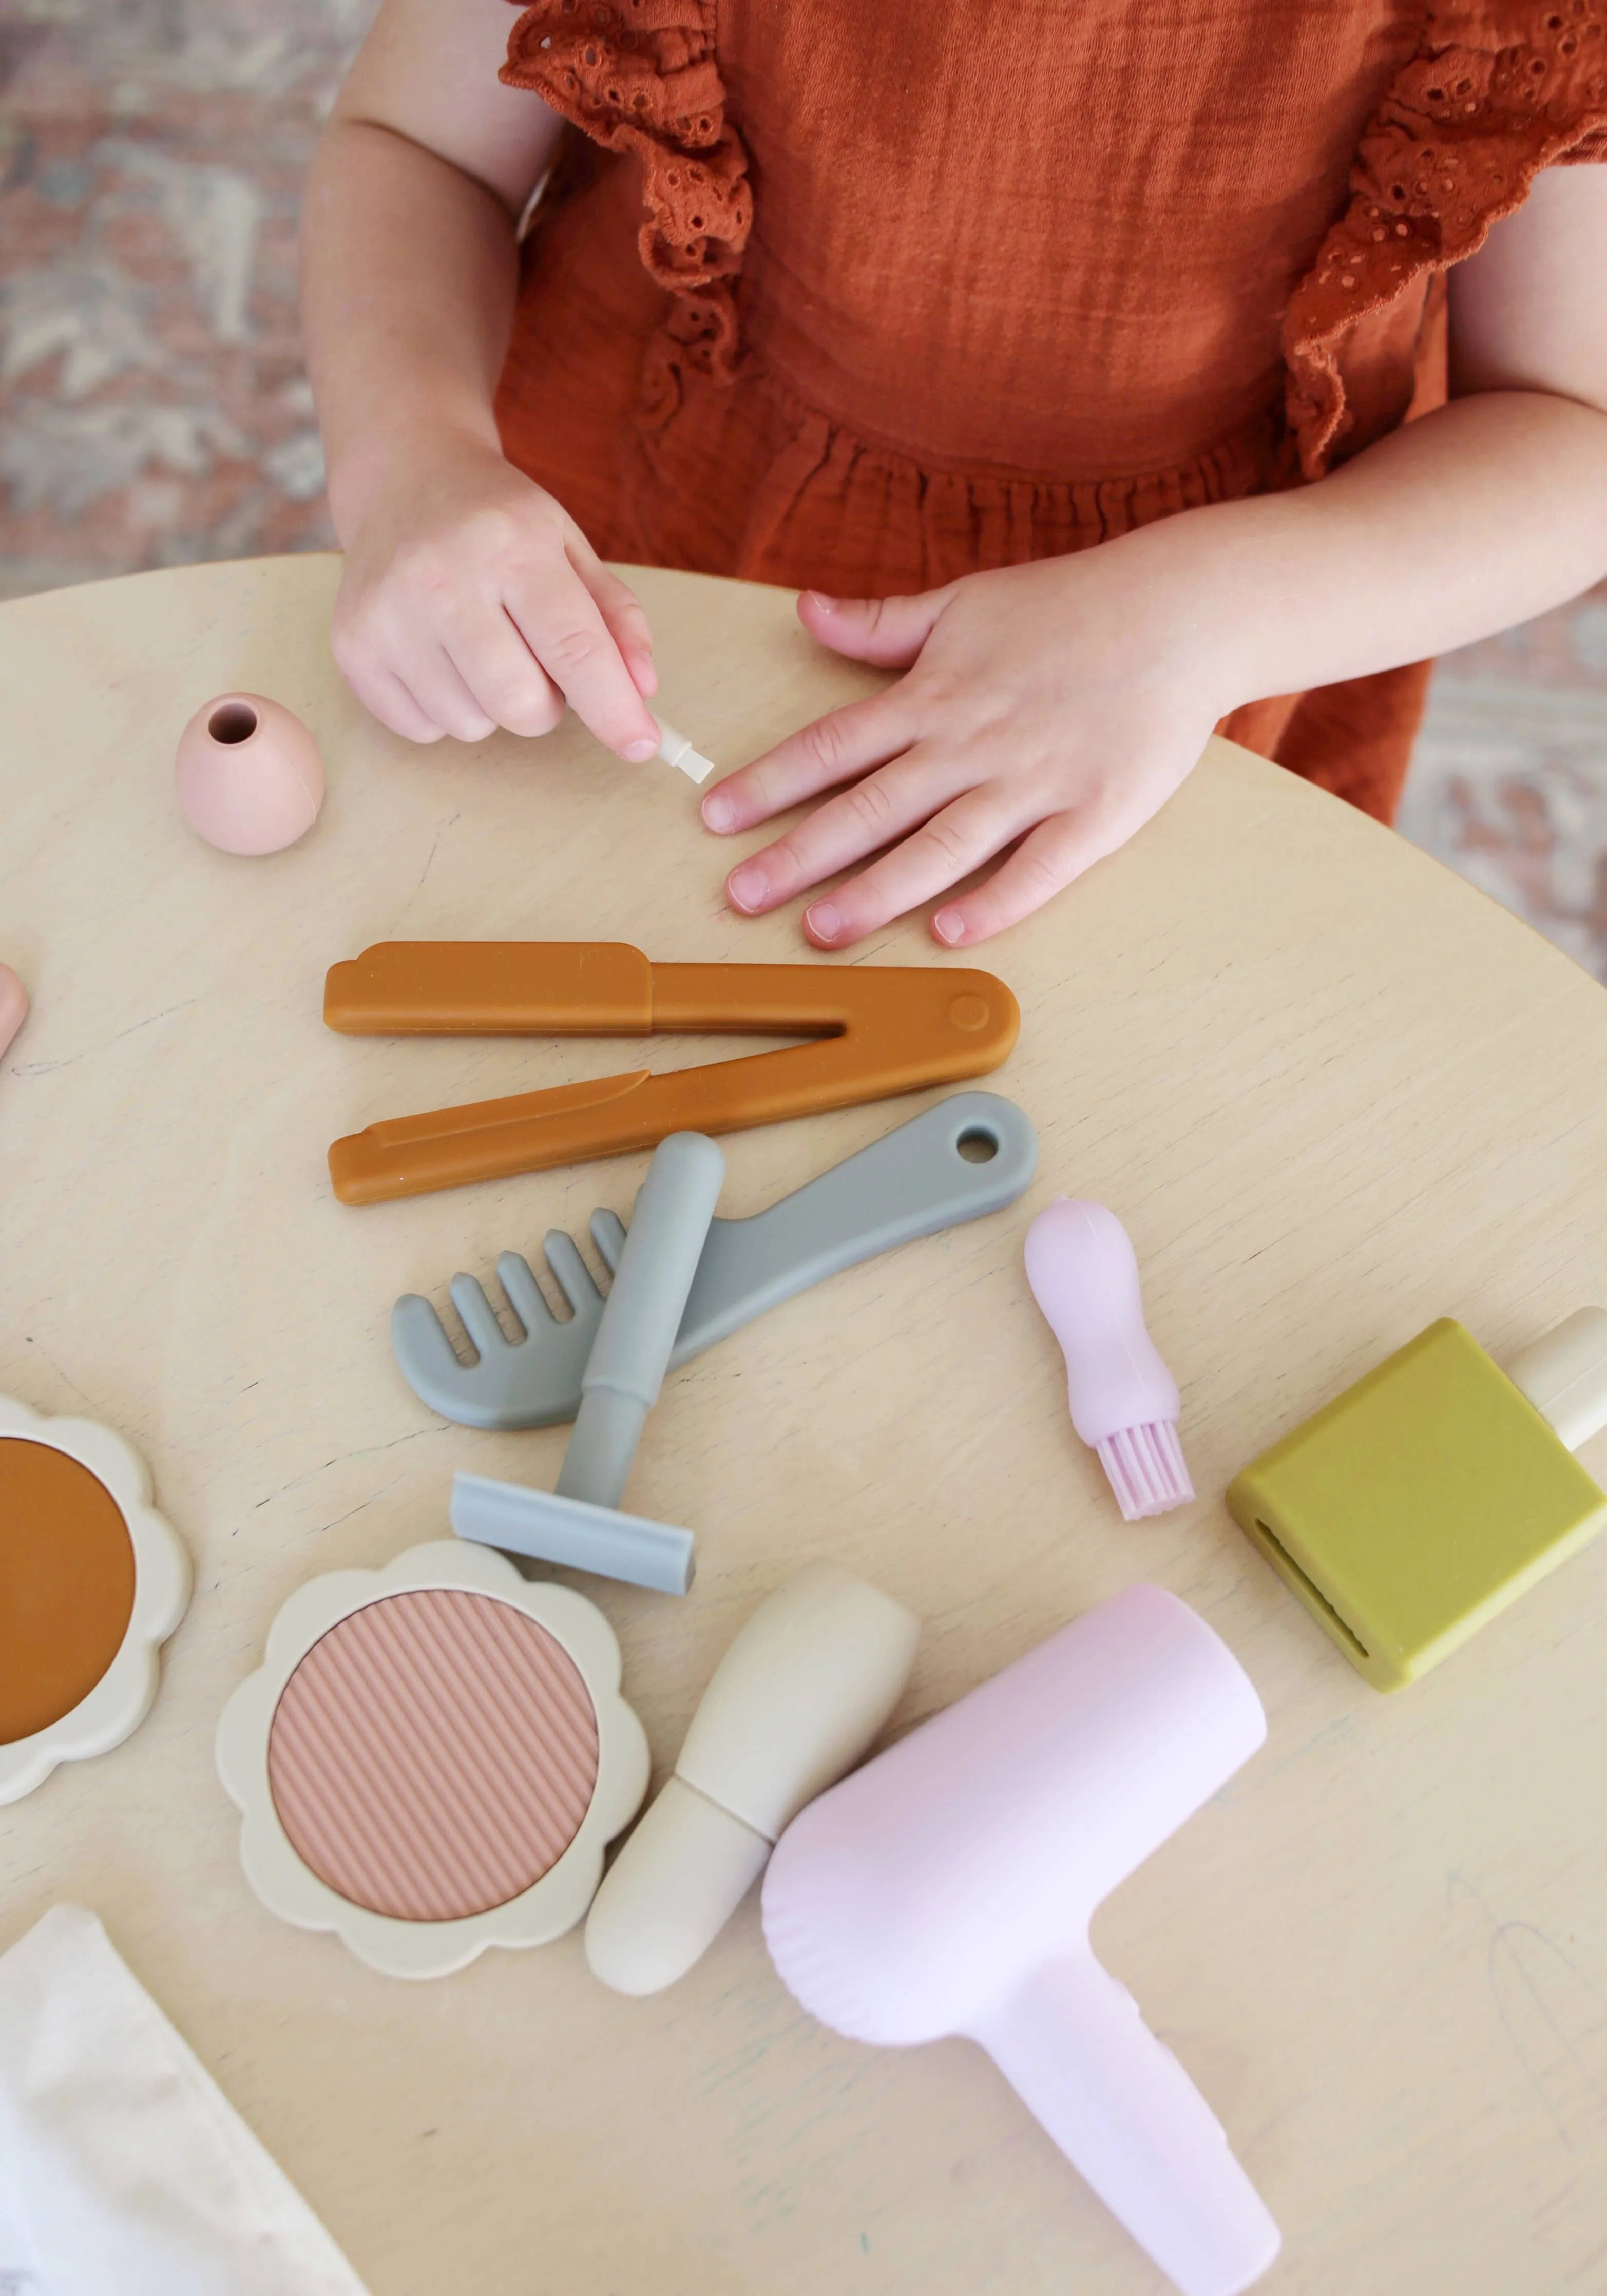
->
[266, 1589, 601, 1922]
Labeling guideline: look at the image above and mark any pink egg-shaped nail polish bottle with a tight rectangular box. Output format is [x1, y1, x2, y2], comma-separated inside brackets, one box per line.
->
[175, 693, 324, 856]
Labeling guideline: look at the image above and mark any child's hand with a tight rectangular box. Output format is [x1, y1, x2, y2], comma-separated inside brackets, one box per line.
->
[329, 429, 661, 758]
[699, 538, 1235, 947]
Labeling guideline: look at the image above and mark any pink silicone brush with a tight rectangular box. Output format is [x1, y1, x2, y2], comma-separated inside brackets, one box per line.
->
[1024, 1198, 1193, 1520]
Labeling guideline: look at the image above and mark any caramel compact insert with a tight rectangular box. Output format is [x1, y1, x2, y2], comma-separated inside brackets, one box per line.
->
[0, 1397, 190, 1804]
[0, 1439, 137, 1744]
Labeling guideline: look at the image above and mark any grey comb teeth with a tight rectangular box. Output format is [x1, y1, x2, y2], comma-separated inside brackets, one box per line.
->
[392, 1090, 1038, 1432]
[394, 1217, 626, 1434]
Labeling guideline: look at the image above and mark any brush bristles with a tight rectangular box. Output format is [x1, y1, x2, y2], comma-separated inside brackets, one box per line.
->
[1095, 1421, 1193, 1521]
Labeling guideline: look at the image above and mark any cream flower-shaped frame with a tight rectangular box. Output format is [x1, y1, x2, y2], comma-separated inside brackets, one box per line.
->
[216, 1540, 651, 1980]
[0, 1393, 191, 1805]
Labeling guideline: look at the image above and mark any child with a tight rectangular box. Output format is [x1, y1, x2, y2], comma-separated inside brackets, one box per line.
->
[300, 0, 1607, 947]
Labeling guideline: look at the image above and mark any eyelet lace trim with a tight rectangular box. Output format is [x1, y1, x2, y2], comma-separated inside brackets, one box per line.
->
[503, 0, 753, 417]
[1284, 0, 1607, 478]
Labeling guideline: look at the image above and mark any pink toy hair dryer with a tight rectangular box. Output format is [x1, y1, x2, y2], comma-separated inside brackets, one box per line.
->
[761, 1583, 1279, 2296]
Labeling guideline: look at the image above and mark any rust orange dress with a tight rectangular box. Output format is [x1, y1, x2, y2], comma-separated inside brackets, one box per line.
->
[494, 0, 1607, 818]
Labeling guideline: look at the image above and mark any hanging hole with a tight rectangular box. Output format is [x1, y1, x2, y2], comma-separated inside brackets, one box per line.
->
[955, 1127, 999, 1164]
[208, 701, 258, 744]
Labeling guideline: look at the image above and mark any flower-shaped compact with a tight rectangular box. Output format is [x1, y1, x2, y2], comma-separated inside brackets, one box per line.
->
[0, 1393, 190, 1804]
[216, 1541, 650, 1979]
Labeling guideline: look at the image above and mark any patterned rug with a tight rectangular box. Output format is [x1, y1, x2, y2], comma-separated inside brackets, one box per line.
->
[4, 0, 1606, 981]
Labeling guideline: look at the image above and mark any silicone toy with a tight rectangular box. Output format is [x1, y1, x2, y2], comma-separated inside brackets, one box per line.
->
[0, 1395, 190, 1804]
[1227, 1310, 1607, 1691]
[652, 714, 716, 783]
[322, 940, 1019, 1201]
[761, 1583, 1279, 2296]
[175, 693, 324, 856]
[451, 1132, 724, 1594]
[216, 1540, 648, 1979]
[0, 964, 27, 1062]
[453, 1471, 694, 1596]
[395, 1093, 1037, 1429]
[1025, 1197, 1194, 1519]
[585, 1562, 919, 1994]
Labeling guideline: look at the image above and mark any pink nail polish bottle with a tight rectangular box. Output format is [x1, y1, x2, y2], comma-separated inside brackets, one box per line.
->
[175, 693, 324, 856]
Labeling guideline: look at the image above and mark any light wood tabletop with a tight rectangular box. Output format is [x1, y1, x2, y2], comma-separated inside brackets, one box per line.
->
[3, 554, 1606, 2296]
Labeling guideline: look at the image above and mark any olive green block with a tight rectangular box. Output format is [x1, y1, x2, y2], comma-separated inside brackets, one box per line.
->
[1226, 1318, 1607, 1691]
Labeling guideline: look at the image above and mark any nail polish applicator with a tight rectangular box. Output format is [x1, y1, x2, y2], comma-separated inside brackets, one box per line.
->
[1025, 1198, 1194, 1519]
[452, 1131, 726, 1594]
[761, 1582, 1280, 2296]
[652, 715, 716, 785]
[585, 1560, 919, 1994]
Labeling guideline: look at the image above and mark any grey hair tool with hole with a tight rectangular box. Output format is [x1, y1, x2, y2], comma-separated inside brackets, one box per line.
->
[393, 1092, 1038, 1431]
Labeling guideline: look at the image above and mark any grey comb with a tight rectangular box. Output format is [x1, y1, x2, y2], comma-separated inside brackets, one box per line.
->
[393, 1090, 1037, 1430]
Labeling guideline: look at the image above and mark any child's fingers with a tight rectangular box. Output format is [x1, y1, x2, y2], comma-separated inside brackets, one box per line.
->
[569, 543, 658, 700]
[330, 622, 448, 744]
[720, 745, 979, 916]
[442, 607, 566, 738]
[799, 785, 1039, 947]
[367, 668, 449, 745]
[401, 641, 500, 745]
[930, 808, 1126, 945]
[797, 586, 952, 669]
[504, 568, 661, 760]
[701, 691, 921, 834]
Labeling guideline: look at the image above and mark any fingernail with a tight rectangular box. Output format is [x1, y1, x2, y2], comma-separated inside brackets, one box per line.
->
[728, 862, 768, 911]
[702, 791, 735, 832]
[622, 735, 658, 763]
[933, 907, 965, 945]
[802, 590, 838, 611]
[806, 901, 843, 941]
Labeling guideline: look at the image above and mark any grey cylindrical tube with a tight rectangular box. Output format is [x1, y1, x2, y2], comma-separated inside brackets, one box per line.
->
[557, 1131, 725, 1509]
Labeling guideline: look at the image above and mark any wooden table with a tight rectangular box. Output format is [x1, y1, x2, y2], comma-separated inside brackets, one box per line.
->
[3, 556, 1606, 2296]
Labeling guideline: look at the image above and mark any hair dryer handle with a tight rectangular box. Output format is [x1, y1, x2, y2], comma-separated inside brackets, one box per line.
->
[969, 1950, 1280, 2296]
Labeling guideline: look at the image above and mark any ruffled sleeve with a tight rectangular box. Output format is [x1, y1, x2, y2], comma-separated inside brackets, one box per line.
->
[1284, 1, 1607, 478]
[502, 0, 753, 415]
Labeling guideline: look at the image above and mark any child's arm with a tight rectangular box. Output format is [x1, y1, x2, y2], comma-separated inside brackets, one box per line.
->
[301, 0, 661, 760]
[704, 166, 1607, 948]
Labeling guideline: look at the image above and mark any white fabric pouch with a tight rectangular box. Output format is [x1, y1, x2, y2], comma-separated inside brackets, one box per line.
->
[0, 1904, 369, 2296]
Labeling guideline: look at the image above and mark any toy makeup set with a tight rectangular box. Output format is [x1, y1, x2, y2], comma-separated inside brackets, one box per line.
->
[11, 682, 1602, 2296]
